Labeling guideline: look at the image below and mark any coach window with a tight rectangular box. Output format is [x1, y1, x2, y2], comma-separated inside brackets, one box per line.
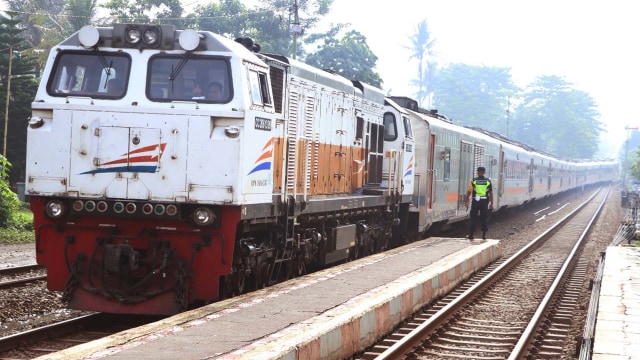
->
[383, 112, 397, 141]
[443, 147, 451, 181]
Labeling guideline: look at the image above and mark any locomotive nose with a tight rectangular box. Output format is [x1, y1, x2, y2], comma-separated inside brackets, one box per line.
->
[104, 244, 139, 275]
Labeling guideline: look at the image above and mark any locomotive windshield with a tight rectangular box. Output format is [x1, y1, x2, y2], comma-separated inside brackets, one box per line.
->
[47, 51, 131, 98]
[147, 55, 232, 103]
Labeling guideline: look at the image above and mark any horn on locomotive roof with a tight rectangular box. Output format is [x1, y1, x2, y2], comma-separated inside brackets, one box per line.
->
[235, 37, 261, 53]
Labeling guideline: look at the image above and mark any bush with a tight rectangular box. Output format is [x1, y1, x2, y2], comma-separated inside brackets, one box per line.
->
[0, 156, 22, 226]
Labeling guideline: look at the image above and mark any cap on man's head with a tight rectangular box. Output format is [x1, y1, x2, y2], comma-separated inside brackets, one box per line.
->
[477, 166, 486, 172]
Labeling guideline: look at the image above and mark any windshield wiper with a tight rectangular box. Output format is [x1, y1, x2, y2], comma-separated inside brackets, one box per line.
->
[94, 49, 114, 90]
[168, 53, 191, 94]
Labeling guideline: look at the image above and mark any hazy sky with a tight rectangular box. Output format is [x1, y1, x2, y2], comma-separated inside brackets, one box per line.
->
[320, 0, 639, 158]
[3, 0, 636, 157]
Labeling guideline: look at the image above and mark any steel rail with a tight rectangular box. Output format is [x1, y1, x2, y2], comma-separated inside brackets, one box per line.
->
[0, 274, 47, 289]
[578, 250, 606, 360]
[371, 188, 603, 360]
[0, 313, 101, 353]
[0, 264, 43, 275]
[509, 187, 609, 359]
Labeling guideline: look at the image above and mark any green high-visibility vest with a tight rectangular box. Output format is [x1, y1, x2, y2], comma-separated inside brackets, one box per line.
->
[472, 179, 490, 197]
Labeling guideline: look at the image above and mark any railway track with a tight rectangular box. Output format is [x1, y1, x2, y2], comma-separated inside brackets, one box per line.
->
[358, 187, 609, 359]
[0, 313, 163, 359]
[0, 265, 46, 290]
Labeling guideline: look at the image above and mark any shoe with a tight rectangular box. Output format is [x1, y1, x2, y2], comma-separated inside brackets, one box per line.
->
[468, 234, 474, 240]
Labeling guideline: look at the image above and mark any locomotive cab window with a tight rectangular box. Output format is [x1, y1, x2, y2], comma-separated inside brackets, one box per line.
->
[403, 116, 413, 138]
[249, 70, 272, 107]
[47, 51, 131, 98]
[147, 55, 232, 102]
[383, 112, 398, 141]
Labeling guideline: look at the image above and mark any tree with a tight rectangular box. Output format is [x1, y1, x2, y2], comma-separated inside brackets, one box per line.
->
[189, 0, 334, 56]
[406, 19, 437, 107]
[304, 29, 383, 87]
[0, 15, 39, 186]
[626, 146, 640, 181]
[6, 0, 68, 68]
[187, 0, 289, 53]
[512, 75, 602, 159]
[66, 0, 98, 32]
[5, 0, 67, 48]
[104, 0, 184, 25]
[431, 63, 517, 133]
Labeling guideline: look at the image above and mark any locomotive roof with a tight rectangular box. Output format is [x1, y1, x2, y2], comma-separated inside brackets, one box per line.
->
[264, 53, 385, 104]
[59, 24, 264, 62]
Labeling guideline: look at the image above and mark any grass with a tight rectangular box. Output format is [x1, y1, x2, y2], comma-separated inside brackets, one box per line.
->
[0, 208, 35, 244]
[0, 227, 35, 243]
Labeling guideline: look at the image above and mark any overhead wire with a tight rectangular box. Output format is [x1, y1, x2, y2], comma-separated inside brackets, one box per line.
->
[0, 5, 290, 23]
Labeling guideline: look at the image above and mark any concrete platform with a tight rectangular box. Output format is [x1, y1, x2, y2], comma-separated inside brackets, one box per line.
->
[36, 237, 502, 360]
[592, 246, 640, 360]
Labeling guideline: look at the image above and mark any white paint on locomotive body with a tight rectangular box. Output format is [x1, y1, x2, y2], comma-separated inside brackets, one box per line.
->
[27, 28, 279, 206]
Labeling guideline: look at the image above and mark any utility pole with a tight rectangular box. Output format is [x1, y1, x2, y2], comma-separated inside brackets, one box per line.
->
[624, 125, 638, 192]
[290, 0, 303, 59]
[3, 44, 13, 157]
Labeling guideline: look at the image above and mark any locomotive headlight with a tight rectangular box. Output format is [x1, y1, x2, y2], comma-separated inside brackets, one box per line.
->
[143, 29, 158, 44]
[45, 200, 66, 219]
[78, 25, 100, 48]
[126, 28, 142, 44]
[114, 24, 175, 50]
[179, 29, 200, 51]
[193, 207, 216, 226]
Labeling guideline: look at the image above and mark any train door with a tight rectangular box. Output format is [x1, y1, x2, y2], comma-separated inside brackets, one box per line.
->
[547, 162, 553, 193]
[498, 149, 505, 206]
[334, 95, 350, 193]
[427, 134, 435, 210]
[473, 144, 485, 170]
[381, 111, 414, 194]
[458, 142, 474, 209]
[367, 122, 385, 185]
[350, 116, 367, 190]
[529, 158, 535, 193]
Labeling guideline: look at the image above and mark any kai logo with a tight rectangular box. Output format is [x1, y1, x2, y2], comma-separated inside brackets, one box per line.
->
[81, 143, 167, 174]
[248, 138, 273, 176]
[404, 156, 414, 177]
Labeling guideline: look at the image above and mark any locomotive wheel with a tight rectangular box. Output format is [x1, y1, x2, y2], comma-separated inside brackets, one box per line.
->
[221, 275, 233, 299]
[294, 254, 306, 276]
[257, 263, 270, 289]
[350, 244, 360, 260]
[235, 271, 246, 295]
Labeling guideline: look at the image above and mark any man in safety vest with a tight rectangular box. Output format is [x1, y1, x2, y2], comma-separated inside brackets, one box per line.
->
[464, 166, 493, 240]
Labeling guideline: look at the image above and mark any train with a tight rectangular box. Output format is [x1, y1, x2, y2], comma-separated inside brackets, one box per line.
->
[25, 24, 618, 314]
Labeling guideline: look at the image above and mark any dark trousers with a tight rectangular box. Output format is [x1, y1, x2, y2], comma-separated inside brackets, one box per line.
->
[469, 199, 489, 237]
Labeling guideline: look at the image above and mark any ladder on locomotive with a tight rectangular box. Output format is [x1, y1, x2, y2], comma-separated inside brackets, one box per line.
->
[268, 236, 294, 285]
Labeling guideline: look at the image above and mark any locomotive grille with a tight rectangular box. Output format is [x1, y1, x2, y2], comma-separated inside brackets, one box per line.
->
[286, 92, 299, 191]
[269, 67, 284, 113]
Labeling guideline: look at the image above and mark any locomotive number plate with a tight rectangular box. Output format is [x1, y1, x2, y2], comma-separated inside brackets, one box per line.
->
[254, 117, 272, 131]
